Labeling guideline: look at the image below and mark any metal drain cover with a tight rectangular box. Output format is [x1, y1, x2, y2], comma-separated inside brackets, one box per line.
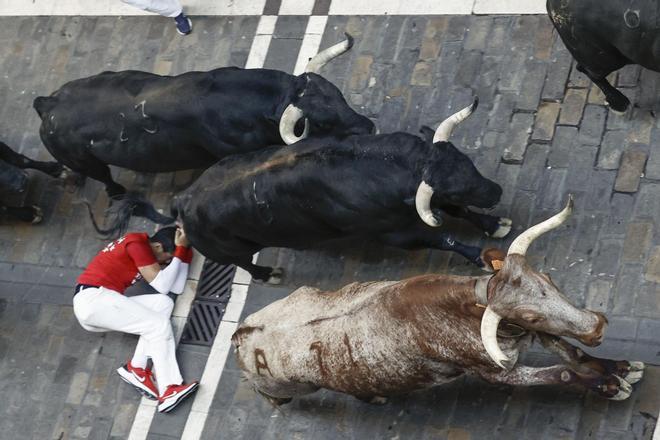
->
[180, 260, 236, 346]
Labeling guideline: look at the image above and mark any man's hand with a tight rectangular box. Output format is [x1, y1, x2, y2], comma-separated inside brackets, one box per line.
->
[175, 226, 190, 248]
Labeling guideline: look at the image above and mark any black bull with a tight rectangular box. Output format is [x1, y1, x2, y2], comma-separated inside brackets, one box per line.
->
[33, 34, 373, 197]
[547, 0, 660, 112]
[100, 102, 512, 282]
[0, 141, 63, 223]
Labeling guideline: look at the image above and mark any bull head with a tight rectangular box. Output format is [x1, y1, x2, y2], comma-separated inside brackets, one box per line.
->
[480, 196, 608, 370]
[279, 33, 374, 145]
[415, 97, 502, 227]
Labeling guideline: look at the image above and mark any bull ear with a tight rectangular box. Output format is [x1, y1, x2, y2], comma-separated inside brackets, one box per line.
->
[291, 74, 310, 102]
[419, 126, 435, 144]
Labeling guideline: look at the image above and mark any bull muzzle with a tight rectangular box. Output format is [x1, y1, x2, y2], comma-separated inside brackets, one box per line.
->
[576, 311, 608, 347]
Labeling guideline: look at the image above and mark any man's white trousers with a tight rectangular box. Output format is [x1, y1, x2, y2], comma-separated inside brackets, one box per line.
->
[121, 0, 183, 18]
[73, 287, 183, 394]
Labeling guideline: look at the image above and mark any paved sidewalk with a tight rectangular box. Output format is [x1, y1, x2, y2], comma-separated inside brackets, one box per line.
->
[0, 12, 658, 440]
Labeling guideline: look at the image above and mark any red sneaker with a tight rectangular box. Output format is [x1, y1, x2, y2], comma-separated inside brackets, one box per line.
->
[158, 382, 199, 413]
[117, 361, 159, 400]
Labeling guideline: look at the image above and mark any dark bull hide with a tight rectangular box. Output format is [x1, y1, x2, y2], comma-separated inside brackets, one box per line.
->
[33, 34, 373, 197]
[233, 197, 645, 405]
[0, 141, 64, 224]
[547, 0, 660, 112]
[97, 99, 511, 282]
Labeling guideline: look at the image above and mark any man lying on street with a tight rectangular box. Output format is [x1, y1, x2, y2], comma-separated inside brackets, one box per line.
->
[73, 226, 199, 413]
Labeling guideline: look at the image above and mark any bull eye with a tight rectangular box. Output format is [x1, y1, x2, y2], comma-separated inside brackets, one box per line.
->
[522, 313, 544, 324]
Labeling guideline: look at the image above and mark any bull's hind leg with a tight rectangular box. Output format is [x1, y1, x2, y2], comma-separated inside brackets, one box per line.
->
[0, 142, 64, 178]
[235, 256, 283, 285]
[548, 8, 630, 112]
[479, 364, 633, 400]
[80, 160, 126, 198]
[0, 203, 43, 223]
[538, 333, 644, 384]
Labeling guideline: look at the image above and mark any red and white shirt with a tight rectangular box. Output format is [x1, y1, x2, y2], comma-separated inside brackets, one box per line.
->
[77, 233, 192, 294]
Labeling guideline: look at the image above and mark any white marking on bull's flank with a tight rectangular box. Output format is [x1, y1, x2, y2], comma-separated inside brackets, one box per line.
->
[135, 100, 148, 118]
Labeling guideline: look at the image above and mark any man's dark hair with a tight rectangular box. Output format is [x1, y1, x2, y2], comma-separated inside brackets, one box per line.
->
[149, 226, 177, 253]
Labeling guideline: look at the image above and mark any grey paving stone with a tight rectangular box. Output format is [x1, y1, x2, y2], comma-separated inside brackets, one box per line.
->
[579, 104, 608, 147]
[501, 112, 533, 164]
[613, 147, 647, 193]
[531, 101, 560, 141]
[586, 279, 612, 313]
[516, 143, 549, 191]
[621, 221, 654, 264]
[559, 87, 588, 126]
[548, 125, 577, 168]
[541, 37, 572, 102]
[612, 264, 643, 315]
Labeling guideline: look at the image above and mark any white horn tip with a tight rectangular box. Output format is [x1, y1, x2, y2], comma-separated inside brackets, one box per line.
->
[470, 96, 479, 112]
[566, 194, 574, 212]
[421, 214, 441, 228]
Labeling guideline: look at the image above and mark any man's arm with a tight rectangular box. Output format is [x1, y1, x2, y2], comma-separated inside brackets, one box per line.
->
[135, 229, 192, 294]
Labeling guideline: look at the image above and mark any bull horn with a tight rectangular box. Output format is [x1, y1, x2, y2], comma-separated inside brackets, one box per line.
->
[480, 307, 511, 370]
[305, 33, 354, 74]
[507, 195, 574, 256]
[433, 97, 479, 143]
[279, 103, 310, 145]
[415, 181, 441, 227]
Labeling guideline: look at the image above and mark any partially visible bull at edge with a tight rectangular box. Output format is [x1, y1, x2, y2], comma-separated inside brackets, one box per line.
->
[33, 33, 373, 198]
[97, 98, 513, 283]
[233, 197, 645, 405]
[547, 0, 660, 112]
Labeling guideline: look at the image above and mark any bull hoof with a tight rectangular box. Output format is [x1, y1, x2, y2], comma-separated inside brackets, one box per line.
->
[30, 206, 43, 224]
[607, 375, 633, 401]
[256, 389, 292, 406]
[605, 99, 630, 115]
[486, 217, 512, 239]
[623, 361, 645, 385]
[267, 268, 284, 285]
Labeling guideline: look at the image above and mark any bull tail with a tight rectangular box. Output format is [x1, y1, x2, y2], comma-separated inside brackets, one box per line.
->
[78, 192, 175, 238]
[33, 96, 57, 119]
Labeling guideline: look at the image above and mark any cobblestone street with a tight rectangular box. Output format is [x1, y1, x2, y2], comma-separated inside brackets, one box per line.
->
[0, 10, 658, 440]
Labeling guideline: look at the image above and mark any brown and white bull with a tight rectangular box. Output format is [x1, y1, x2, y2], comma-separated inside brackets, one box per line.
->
[233, 197, 644, 404]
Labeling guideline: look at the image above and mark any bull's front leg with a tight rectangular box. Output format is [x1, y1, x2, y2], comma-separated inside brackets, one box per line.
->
[379, 228, 495, 270]
[437, 204, 512, 238]
[478, 364, 633, 400]
[537, 333, 644, 384]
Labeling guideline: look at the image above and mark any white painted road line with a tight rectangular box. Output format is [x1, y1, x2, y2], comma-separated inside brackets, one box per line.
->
[0, 0, 547, 16]
[293, 16, 329, 76]
[472, 0, 546, 15]
[127, 250, 204, 440]
[245, 16, 278, 70]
